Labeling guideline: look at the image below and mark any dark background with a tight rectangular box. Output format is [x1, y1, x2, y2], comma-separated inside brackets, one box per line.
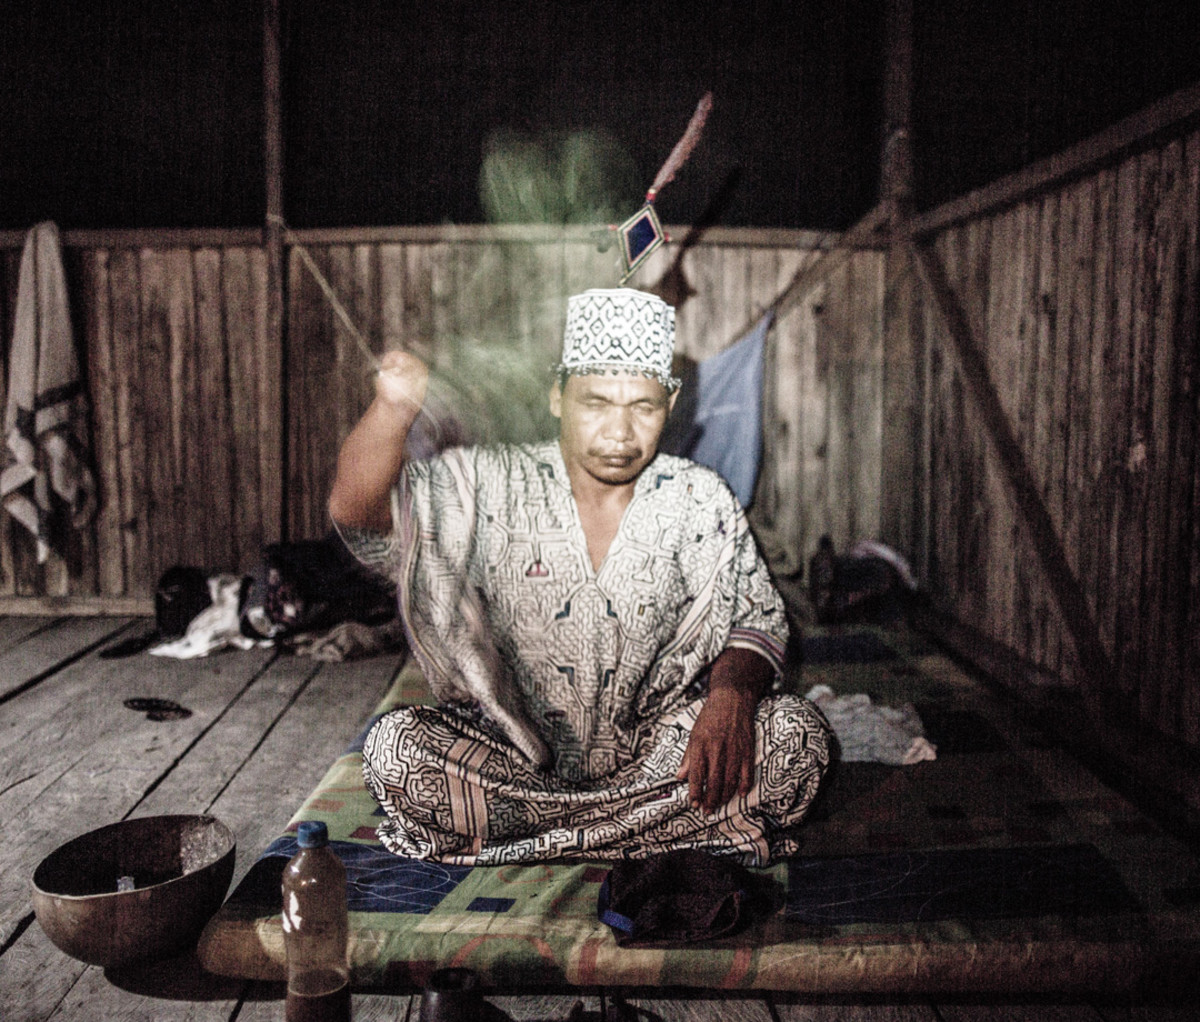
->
[2, 0, 1198, 231]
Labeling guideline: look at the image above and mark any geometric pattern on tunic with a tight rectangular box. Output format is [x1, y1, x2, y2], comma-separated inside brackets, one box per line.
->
[386, 441, 789, 784]
[342, 440, 830, 863]
[361, 693, 832, 866]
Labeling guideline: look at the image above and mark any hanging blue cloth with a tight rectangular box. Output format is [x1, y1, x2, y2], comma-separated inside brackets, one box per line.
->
[661, 310, 772, 508]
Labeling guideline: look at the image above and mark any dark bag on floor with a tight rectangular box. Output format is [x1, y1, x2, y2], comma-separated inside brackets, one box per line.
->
[242, 533, 397, 639]
[155, 565, 212, 637]
[100, 564, 212, 658]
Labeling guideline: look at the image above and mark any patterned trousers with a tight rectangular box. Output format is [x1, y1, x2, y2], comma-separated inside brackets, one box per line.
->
[362, 694, 831, 866]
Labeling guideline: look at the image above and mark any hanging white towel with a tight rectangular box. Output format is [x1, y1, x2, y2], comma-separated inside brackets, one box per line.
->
[1, 222, 96, 561]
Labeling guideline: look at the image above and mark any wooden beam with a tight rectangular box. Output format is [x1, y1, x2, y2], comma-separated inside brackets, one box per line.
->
[287, 223, 839, 249]
[263, 0, 284, 251]
[0, 227, 264, 250]
[880, 0, 914, 213]
[0, 223, 844, 253]
[906, 237, 1115, 686]
[915, 77, 1200, 235]
[0, 596, 154, 616]
[264, 0, 287, 541]
[772, 204, 889, 320]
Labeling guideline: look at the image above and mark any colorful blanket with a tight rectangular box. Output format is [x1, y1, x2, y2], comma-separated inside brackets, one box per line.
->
[197, 627, 1200, 994]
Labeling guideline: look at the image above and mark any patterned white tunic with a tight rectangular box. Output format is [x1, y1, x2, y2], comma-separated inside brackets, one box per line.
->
[345, 441, 830, 865]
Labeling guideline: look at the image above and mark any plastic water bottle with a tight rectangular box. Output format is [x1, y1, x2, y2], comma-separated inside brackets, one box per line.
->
[281, 821, 351, 1022]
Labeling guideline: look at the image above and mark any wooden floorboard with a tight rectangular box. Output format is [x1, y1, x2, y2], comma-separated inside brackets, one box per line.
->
[0, 617, 1191, 1022]
[0, 615, 63, 656]
[488, 993, 603, 1020]
[772, 1001, 939, 1021]
[30, 940, 248, 1022]
[0, 633, 277, 945]
[236, 989, 418, 1021]
[0, 625, 277, 1020]
[606, 991, 776, 1021]
[198, 650, 406, 887]
[935, 1005, 1104, 1021]
[28, 648, 406, 1021]
[0, 615, 132, 701]
[1092, 1004, 1200, 1022]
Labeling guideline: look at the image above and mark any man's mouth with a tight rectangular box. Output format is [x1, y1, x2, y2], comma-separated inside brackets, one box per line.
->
[596, 451, 638, 466]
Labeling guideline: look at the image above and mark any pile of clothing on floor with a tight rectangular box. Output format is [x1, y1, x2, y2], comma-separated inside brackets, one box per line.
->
[103, 533, 404, 662]
[807, 535, 919, 626]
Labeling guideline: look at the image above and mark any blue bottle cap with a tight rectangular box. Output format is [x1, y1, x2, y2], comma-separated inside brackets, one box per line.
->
[296, 821, 329, 849]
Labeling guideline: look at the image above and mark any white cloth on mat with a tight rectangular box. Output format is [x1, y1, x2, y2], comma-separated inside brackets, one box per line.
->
[805, 683, 937, 765]
[0, 222, 96, 561]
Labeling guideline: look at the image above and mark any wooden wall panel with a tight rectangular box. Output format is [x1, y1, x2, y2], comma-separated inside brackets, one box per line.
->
[194, 249, 234, 571]
[1172, 131, 1200, 744]
[0, 250, 19, 596]
[80, 250, 124, 597]
[784, 284, 829, 575]
[823, 259, 856, 552]
[0, 241, 277, 599]
[1061, 178, 1097, 665]
[223, 248, 266, 567]
[916, 127, 1200, 750]
[1088, 167, 1120, 667]
[879, 240, 923, 562]
[1106, 159, 1142, 694]
[1139, 141, 1184, 726]
[285, 244, 330, 542]
[751, 246, 816, 575]
[110, 248, 152, 595]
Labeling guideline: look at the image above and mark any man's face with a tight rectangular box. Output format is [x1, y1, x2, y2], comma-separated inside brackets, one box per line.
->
[550, 372, 676, 487]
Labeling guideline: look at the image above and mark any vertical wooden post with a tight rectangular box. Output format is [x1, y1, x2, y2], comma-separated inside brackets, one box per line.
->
[264, 0, 287, 541]
[880, 0, 914, 217]
[879, 0, 922, 561]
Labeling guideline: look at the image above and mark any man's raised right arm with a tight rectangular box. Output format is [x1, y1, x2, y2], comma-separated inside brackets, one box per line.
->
[328, 350, 429, 533]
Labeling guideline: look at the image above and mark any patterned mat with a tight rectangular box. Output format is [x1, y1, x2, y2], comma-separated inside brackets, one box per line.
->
[197, 627, 1200, 993]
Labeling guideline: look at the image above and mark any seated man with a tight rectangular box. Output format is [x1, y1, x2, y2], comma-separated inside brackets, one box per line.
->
[329, 287, 830, 866]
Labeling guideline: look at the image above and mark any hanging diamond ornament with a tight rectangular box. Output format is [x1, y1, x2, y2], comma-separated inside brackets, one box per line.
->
[614, 92, 713, 286]
[617, 203, 666, 285]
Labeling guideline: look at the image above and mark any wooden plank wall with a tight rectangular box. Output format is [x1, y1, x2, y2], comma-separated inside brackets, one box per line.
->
[915, 128, 1200, 747]
[0, 228, 886, 605]
[0, 243, 280, 604]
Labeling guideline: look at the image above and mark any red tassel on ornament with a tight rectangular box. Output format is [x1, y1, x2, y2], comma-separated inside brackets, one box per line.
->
[646, 92, 713, 202]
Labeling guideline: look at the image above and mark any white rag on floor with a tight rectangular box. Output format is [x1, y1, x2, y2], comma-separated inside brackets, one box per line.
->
[149, 575, 262, 659]
[0, 222, 96, 561]
[805, 683, 937, 765]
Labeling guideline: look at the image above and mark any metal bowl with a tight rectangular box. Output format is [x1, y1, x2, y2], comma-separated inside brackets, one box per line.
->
[31, 814, 236, 968]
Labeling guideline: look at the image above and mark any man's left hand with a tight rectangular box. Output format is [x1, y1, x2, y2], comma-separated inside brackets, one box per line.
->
[677, 684, 758, 815]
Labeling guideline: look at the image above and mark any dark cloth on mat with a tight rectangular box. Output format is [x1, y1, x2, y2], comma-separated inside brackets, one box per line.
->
[598, 849, 762, 946]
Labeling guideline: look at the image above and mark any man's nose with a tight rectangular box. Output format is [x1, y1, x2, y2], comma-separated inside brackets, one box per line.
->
[603, 407, 634, 441]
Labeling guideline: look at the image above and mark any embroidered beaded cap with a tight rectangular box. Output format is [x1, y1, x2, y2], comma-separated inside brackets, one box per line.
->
[557, 288, 680, 392]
